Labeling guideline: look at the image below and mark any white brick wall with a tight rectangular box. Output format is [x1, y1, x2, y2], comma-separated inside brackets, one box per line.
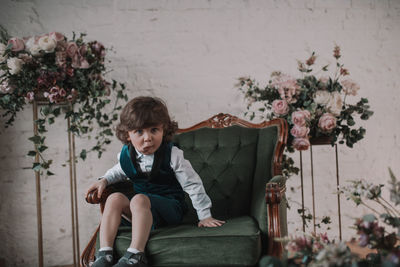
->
[0, 0, 399, 266]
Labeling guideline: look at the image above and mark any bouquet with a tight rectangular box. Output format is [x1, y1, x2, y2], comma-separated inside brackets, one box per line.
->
[0, 28, 127, 174]
[237, 46, 373, 152]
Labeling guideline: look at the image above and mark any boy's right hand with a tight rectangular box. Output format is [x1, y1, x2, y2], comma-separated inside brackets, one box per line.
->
[85, 178, 108, 199]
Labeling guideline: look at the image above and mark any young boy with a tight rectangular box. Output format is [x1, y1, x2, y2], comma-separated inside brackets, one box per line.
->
[86, 96, 225, 267]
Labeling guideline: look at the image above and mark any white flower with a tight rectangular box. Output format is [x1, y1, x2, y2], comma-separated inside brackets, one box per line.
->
[314, 90, 331, 106]
[0, 43, 7, 63]
[38, 35, 56, 53]
[25, 37, 36, 50]
[0, 79, 14, 94]
[326, 91, 343, 116]
[7, 57, 24, 75]
[30, 44, 42, 56]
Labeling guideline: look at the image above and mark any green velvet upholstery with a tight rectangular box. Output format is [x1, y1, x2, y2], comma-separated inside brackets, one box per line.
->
[93, 123, 286, 266]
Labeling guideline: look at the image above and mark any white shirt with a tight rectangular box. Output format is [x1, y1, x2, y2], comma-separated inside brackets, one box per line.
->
[102, 146, 212, 220]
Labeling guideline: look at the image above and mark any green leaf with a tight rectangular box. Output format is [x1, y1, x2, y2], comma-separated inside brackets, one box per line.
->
[27, 150, 37, 156]
[362, 214, 377, 222]
[80, 149, 87, 160]
[38, 145, 48, 153]
[46, 170, 55, 176]
[28, 135, 41, 144]
[33, 162, 42, 172]
[48, 117, 55, 124]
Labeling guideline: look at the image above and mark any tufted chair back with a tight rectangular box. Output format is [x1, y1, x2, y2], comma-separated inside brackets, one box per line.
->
[173, 115, 281, 225]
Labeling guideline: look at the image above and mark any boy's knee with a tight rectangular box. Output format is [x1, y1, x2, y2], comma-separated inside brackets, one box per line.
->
[105, 192, 127, 207]
[130, 194, 151, 210]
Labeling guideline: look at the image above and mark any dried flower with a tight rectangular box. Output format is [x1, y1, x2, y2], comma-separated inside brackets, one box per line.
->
[333, 45, 341, 59]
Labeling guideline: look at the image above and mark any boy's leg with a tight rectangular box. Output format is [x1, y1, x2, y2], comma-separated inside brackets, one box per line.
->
[129, 194, 153, 251]
[99, 192, 131, 248]
[114, 194, 151, 267]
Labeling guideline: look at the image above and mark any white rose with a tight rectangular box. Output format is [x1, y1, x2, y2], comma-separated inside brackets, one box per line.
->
[30, 44, 42, 56]
[38, 35, 56, 53]
[25, 37, 36, 50]
[0, 79, 13, 94]
[326, 91, 343, 116]
[0, 43, 7, 63]
[7, 57, 24, 75]
[314, 90, 331, 106]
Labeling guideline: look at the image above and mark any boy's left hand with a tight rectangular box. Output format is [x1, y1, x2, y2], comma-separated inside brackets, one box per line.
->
[198, 217, 226, 227]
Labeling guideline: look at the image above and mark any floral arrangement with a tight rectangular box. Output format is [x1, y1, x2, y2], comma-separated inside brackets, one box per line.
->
[237, 46, 373, 153]
[261, 169, 400, 267]
[0, 27, 127, 174]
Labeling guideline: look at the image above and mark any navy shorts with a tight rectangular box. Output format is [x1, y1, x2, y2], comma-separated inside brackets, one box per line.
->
[121, 193, 186, 229]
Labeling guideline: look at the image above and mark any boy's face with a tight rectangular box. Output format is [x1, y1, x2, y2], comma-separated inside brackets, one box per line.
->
[127, 124, 164, 155]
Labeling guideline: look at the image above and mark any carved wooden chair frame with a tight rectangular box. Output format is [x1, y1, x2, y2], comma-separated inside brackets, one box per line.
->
[81, 113, 288, 266]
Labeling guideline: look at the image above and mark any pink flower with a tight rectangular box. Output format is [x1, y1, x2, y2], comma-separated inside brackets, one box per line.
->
[66, 42, 79, 58]
[318, 113, 337, 133]
[50, 86, 59, 94]
[341, 79, 360, 96]
[49, 32, 65, 43]
[26, 91, 35, 102]
[55, 51, 67, 67]
[271, 73, 301, 103]
[292, 138, 310, 151]
[291, 110, 310, 126]
[8, 37, 25, 52]
[59, 88, 66, 97]
[290, 125, 309, 138]
[272, 99, 289, 116]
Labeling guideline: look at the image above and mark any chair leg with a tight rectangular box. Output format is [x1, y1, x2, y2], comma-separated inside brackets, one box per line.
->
[80, 224, 100, 267]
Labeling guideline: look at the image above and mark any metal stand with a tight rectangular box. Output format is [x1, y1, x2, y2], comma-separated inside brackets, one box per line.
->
[32, 101, 80, 267]
[299, 142, 342, 240]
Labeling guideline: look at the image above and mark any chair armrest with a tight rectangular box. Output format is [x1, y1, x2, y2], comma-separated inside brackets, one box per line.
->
[85, 180, 135, 213]
[265, 175, 287, 258]
[85, 187, 114, 204]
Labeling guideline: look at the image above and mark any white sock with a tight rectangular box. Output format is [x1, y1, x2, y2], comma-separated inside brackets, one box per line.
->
[99, 247, 113, 252]
[127, 247, 142, 254]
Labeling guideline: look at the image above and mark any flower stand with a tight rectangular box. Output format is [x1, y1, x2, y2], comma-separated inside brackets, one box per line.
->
[299, 138, 342, 240]
[32, 100, 80, 267]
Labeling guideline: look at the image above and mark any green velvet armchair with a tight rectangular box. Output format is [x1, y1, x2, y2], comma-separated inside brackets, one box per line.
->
[82, 113, 288, 267]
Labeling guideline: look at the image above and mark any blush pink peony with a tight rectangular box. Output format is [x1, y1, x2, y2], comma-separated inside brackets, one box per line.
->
[291, 110, 311, 126]
[8, 37, 25, 52]
[318, 113, 337, 133]
[292, 138, 310, 151]
[290, 125, 310, 138]
[272, 99, 289, 116]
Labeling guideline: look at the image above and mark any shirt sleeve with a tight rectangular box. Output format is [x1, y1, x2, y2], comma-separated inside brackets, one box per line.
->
[102, 152, 128, 185]
[170, 146, 212, 220]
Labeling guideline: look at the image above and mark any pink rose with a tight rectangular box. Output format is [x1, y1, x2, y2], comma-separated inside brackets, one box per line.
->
[290, 125, 309, 138]
[272, 99, 289, 116]
[66, 42, 79, 58]
[318, 113, 337, 133]
[292, 138, 310, 151]
[291, 110, 310, 126]
[26, 91, 35, 102]
[49, 32, 65, 43]
[8, 37, 25, 52]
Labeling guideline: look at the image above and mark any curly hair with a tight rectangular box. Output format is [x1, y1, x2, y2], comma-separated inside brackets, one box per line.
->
[116, 96, 178, 144]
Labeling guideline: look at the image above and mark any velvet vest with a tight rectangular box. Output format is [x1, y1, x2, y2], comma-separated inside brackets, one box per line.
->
[119, 142, 185, 202]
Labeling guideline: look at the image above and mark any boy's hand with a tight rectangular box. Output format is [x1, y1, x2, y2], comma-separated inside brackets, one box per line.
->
[85, 179, 108, 199]
[198, 217, 225, 227]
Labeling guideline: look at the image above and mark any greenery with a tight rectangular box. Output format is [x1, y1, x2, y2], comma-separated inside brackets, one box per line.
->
[237, 46, 373, 177]
[0, 27, 127, 175]
[262, 169, 399, 267]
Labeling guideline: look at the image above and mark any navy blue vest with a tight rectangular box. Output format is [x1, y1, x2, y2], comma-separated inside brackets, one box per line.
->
[119, 142, 185, 202]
